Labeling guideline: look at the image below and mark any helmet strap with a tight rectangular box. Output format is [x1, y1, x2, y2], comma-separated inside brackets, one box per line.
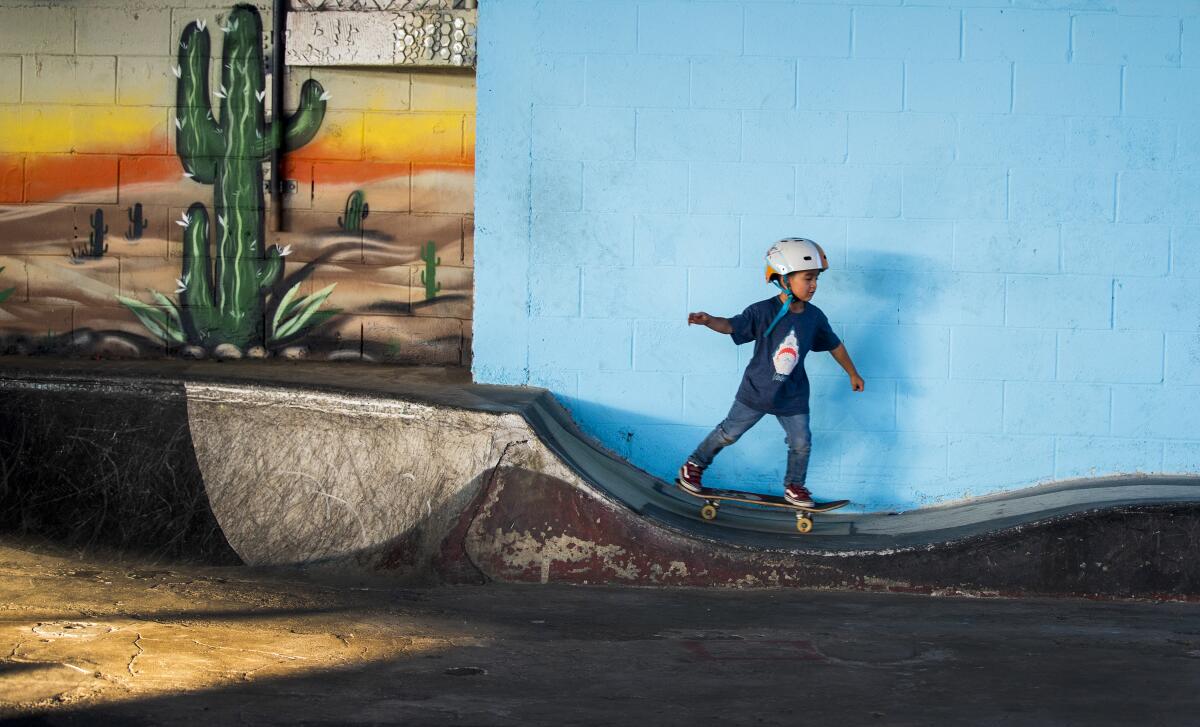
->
[764, 278, 793, 338]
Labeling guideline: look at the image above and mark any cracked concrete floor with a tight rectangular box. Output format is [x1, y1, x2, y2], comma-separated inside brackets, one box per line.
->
[2, 538, 1200, 726]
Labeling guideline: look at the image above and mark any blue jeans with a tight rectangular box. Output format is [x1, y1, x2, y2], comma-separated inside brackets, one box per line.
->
[689, 400, 813, 486]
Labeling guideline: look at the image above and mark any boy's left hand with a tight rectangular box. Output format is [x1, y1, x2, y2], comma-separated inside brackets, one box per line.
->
[850, 374, 865, 392]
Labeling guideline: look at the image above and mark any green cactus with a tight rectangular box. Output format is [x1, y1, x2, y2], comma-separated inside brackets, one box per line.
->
[419, 240, 441, 301]
[338, 190, 369, 232]
[125, 203, 149, 241]
[72, 209, 109, 259]
[117, 5, 337, 350]
[0, 266, 15, 305]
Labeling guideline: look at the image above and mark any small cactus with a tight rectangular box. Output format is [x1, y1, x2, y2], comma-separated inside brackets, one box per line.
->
[337, 190, 369, 233]
[125, 202, 149, 241]
[419, 240, 441, 300]
[73, 209, 109, 259]
[0, 266, 15, 304]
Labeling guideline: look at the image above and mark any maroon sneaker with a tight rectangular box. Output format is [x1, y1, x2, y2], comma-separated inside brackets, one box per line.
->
[784, 483, 815, 508]
[678, 460, 705, 493]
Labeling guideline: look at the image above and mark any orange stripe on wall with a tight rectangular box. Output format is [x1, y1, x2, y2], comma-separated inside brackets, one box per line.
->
[0, 156, 23, 203]
[25, 155, 118, 203]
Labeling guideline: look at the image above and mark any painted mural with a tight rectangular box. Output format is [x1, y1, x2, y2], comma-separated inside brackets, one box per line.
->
[0, 2, 474, 364]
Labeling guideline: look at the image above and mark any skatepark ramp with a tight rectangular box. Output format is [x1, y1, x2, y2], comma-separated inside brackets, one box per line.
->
[1, 359, 1198, 599]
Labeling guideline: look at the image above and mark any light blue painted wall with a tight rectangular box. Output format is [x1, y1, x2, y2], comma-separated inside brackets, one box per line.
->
[475, 0, 1200, 511]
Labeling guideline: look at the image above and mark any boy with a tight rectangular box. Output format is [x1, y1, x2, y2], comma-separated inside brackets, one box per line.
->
[678, 238, 864, 507]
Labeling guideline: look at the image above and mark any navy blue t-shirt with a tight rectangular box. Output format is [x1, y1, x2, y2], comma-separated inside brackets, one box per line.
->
[728, 297, 841, 416]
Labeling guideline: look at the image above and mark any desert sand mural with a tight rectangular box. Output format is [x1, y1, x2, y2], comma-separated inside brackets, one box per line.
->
[0, 2, 474, 365]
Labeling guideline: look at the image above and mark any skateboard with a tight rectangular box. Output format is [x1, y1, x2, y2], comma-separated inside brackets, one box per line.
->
[676, 481, 849, 534]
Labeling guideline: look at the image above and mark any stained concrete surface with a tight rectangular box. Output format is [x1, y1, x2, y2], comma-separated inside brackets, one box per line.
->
[1, 538, 1199, 726]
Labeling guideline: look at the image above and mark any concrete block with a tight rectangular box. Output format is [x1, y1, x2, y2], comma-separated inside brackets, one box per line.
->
[1006, 275, 1113, 330]
[1116, 0, 1200, 15]
[635, 214, 738, 268]
[1165, 441, 1200, 473]
[1074, 14, 1180, 66]
[1114, 276, 1200, 331]
[636, 110, 740, 162]
[946, 433, 1056, 491]
[1111, 385, 1200, 439]
[1172, 226, 1200, 276]
[894, 272, 1006, 327]
[1004, 381, 1110, 435]
[26, 155, 119, 204]
[530, 211, 634, 266]
[685, 266, 768, 316]
[0, 57, 21, 103]
[838, 431, 948, 491]
[78, 7, 171, 55]
[311, 68, 411, 112]
[0, 7, 75, 54]
[75, 203, 169, 260]
[903, 166, 1007, 221]
[0, 106, 72, 154]
[411, 71, 472, 112]
[302, 262, 410, 317]
[1014, 63, 1121, 116]
[1066, 118, 1174, 171]
[906, 61, 1011, 114]
[810, 376, 897, 432]
[362, 316, 463, 365]
[529, 317, 632, 371]
[1055, 437, 1164, 480]
[1187, 17, 1200, 68]
[690, 163, 794, 215]
[1061, 223, 1169, 276]
[1178, 122, 1200, 166]
[1059, 329, 1163, 384]
[1124, 67, 1200, 118]
[854, 7, 960, 60]
[1009, 168, 1115, 224]
[682, 373, 742, 426]
[116, 57, 177, 107]
[634, 320, 739, 374]
[848, 113, 956, 164]
[797, 59, 903, 112]
[27, 253, 115, 308]
[0, 156, 23, 204]
[23, 56, 116, 106]
[583, 161, 688, 214]
[692, 58, 795, 110]
[0, 204, 75, 255]
[73, 106, 169, 155]
[311, 161, 412, 214]
[532, 106, 634, 161]
[411, 163, 473, 214]
[896, 379, 1004, 434]
[964, 9, 1070, 62]
[531, 160, 582, 213]
[363, 113, 460, 163]
[586, 55, 690, 108]
[582, 266, 687, 320]
[745, 4, 849, 58]
[577, 370, 684, 424]
[954, 222, 1060, 274]
[639, 1, 742, 56]
[528, 264, 579, 317]
[1118, 171, 1200, 225]
[1166, 333, 1200, 384]
[958, 114, 1066, 166]
[952, 326, 1057, 380]
[531, 54, 585, 107]
[841, 323, 950, 380]
[0, 255, 27, 301]
[846, 219, 954, 272]
[742, 112, 846, 164]
[795, 164, 900, 218]
[534, 0, 636, 54]
[810, 269, 902, 326]
[739, 215, 847, 272]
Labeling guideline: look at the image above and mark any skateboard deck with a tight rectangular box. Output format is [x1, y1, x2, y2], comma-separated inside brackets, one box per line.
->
[676, 481, 848, 534]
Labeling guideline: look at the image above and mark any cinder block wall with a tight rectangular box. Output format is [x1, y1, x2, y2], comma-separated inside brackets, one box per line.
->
[475, 0, 1200, 510]
[0, 1, 474, 365]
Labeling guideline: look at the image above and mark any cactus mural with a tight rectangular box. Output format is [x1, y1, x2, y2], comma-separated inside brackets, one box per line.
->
[338, 190, 369, 232]
[0, 267, 14, 305]
[420, 240, 441, 300]
[118, 5, 337, 351]
[72, 209, 109, 260]
[125, 203, 149, 241]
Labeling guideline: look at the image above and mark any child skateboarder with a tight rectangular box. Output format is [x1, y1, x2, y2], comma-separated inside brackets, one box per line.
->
[678, 238, 864, 507]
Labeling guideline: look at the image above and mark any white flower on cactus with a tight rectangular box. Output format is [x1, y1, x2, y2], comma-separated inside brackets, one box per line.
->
[279, 244, 293, 257]
[196, 19, 206, 31]
[176, 211, 191, 227]
[182, 170, 195, 179]
[175, 275, 189, 293]
[319, 90, 332, 102]
[217, 214, 227, 229]
[256, 89, 267, 103]
[214, 84, 228, 99]
[174, 117, 183, 130]
[220, 22, 232, 33]
[171, 64, 182, 79]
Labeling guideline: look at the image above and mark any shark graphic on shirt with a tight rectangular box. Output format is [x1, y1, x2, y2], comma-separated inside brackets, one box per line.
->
[771, 329, 800, 382]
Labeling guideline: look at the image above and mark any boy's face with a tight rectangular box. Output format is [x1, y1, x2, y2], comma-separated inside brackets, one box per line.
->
[787, 270, 820, 301]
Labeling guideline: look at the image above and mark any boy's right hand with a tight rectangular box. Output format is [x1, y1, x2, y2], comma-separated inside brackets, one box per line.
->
[688, 312, 712, 326]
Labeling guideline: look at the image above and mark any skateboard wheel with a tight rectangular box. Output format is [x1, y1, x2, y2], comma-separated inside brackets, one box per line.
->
[795, 516, 813, 534]
[700, 504, 718, 521]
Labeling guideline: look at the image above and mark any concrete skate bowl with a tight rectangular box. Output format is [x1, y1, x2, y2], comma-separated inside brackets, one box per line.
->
[1, 358, 1199, 599]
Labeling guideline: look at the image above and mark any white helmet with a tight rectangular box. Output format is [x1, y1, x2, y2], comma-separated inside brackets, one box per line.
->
[764, 238, 829, 283]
